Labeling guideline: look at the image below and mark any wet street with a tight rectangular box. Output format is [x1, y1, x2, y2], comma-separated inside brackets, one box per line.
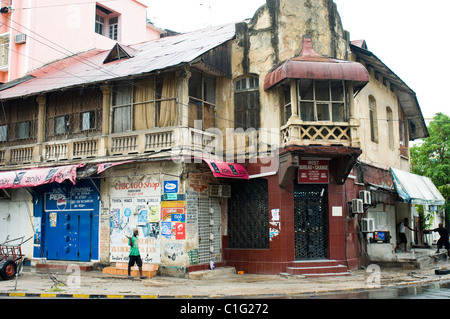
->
[294, 281, 450, 299]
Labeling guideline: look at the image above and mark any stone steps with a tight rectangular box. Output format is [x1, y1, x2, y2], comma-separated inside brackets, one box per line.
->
[284, 260, 350, 278]
[102, 263, 158, 278]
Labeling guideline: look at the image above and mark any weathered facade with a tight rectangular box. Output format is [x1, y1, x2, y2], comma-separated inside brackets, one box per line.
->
[0, 0, 444, 277]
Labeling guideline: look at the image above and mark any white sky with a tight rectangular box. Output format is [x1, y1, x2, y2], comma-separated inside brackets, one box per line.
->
[141, 0, 450, 119]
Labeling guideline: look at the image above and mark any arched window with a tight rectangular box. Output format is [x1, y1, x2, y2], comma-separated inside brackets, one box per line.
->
[386, 107, 394, 150]
[369, 96, 378, 143]
[234, 75, 260, 130]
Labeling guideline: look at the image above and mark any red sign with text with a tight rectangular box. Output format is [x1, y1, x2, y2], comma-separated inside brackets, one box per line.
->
[298, 160, 329, 184]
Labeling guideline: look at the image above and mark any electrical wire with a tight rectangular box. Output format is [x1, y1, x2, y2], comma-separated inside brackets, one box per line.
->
[0, 6, 441, 165]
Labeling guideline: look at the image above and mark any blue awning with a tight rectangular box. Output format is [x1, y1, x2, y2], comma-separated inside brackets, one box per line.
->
[391, 168, 445, 205]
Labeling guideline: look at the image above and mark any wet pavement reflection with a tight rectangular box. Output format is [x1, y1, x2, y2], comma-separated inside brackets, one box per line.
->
[291, 281, 450, 299]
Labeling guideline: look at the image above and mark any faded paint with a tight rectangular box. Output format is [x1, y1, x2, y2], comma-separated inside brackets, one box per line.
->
[354, 68, 407, 170]
[231, 0, 352, 150]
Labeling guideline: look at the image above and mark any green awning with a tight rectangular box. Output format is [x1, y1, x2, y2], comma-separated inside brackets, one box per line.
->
[391, 168, 445, 205]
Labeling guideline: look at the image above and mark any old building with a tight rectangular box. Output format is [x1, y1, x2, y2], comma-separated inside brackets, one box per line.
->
[0, 0, 161, 83]
[0, 0, 444, 277]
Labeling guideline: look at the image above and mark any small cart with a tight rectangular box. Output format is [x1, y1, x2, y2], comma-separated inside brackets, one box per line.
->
[0, 236, 31, 280]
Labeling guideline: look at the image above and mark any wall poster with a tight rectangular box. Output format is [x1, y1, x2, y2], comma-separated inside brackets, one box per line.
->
[109, 178, 161, 263]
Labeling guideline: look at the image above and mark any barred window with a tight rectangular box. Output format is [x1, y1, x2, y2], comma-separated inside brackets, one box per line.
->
[227, 179, 269, 249]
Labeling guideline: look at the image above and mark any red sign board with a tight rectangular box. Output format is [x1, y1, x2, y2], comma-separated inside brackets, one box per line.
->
[298, 160, 329, 184]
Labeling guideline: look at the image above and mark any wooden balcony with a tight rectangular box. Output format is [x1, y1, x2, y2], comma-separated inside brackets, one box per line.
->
[281, 120, 354, 147]
[0, 127, 220, 167]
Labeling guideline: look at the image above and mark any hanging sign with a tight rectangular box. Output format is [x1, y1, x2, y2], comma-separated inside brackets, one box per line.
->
[298, 160, 329, 184]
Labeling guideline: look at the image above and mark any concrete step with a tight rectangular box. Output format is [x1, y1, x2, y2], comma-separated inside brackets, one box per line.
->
[285, 260, 350, 277]
[33, 260, 97, 272]
[188, 267, 236, 280]
[102, 263, 158, 278]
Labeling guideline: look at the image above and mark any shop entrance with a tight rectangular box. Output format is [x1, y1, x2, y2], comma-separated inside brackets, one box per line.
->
[294, 184, 328, 260]
[45, 210, 92, 261]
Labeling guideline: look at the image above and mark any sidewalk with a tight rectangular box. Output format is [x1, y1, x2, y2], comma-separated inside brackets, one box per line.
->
[1, 259, 450, 299]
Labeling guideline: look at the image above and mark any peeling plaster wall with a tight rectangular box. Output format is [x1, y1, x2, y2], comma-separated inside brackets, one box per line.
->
[232, 0, 351, 143]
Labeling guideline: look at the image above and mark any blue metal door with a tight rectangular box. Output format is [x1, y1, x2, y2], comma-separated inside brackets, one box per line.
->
[45, 211, 91, 261]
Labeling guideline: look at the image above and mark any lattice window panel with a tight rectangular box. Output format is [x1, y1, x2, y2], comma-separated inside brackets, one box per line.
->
[227, 179, 269, 249]
[294, 184, 328, 260]
[188, 193, 222, 265]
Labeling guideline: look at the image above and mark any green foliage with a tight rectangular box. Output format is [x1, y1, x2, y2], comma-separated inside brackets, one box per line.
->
[416, 205, 434, 231]
[410, 112, 450, 188]
[438, 184, 450, 221]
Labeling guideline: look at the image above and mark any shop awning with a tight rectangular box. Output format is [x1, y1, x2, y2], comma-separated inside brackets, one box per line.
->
[391, 168, 445, 205]
[96, 161, 133, 174]
[0, 164, 83, 190]
[264, 37, 369, 91]
[203, 159, 249, 179]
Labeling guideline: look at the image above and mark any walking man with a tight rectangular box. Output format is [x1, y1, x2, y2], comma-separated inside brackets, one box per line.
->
[126, 229, 146, 279]
[396, 218, 415, 252]
[427, 224, 450, 256]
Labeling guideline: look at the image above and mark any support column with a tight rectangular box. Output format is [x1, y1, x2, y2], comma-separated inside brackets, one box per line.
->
[348, 83, 360, 148]
[100, 85, 112, 157]
[35, 94, 46, 162]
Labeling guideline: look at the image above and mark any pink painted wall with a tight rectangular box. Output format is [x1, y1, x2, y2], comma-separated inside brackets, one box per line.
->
[0, 0, 160, 83]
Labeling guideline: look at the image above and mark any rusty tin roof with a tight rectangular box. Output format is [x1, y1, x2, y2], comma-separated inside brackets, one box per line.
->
[0, 23, 237, 100]
[264, 37, 370, 90]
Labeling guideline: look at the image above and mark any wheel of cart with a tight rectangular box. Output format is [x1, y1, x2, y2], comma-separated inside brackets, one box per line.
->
[0, 236, 32, 280]
[0, 259, 17, 280]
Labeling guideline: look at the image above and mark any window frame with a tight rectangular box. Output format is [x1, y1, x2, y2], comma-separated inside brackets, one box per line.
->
[233, 75, 260, 130]
[0, 124, 7, 142]
[95, 6, 120, 42]
[80, 110, 97, 131]
[296, 79, 347, 123]
[386, 107, 394, 150]
[188, 70, 216, 129]
[95, 14, 105, 36]
[0, 32, 10, 69]
[369, 95, 379, 143]
[112, 81, 134, 133]
[54, 115, 71, 135]
[15, 121, 31, 140]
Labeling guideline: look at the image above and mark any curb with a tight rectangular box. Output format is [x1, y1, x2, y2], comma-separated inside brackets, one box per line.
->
[0, 291, 286, 299]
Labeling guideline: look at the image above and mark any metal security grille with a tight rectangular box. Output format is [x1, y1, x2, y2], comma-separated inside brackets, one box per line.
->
[197, 195, 222, 265]
[228, 179, 269, 249]
[294, 184, 328, 260]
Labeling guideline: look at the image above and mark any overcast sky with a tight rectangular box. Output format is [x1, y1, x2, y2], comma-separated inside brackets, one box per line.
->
[142, 0, 449, 120]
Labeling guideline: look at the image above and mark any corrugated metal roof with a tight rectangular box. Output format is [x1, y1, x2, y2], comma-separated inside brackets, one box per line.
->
[0, 23, 237, 100]
[350, 43, 429, 140]
[391, 168, 445, 206]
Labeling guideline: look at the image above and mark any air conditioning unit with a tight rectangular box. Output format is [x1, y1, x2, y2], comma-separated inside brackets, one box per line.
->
[220, 185, 231, 198]
[15, 33, 26, 44]
[352, 199, 364, 214]
[209, 185, 231, 198]
[362, 218, 375, 232]
[359, 190, 372, 205]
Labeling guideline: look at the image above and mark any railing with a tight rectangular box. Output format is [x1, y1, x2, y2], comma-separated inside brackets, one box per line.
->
[10, 147, 34, 164]
[281, 121, 352, 147]
[0, 127, 220, 166]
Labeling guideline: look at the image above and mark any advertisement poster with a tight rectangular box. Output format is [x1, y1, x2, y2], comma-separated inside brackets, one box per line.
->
[161, 200, 186, 241]
[109, 178, 162, 263]
[175, 223, 186, 240]
[49, 213, 57, 227]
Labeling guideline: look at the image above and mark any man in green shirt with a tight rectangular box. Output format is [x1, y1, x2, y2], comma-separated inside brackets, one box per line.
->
[126, 229, 146, 279]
